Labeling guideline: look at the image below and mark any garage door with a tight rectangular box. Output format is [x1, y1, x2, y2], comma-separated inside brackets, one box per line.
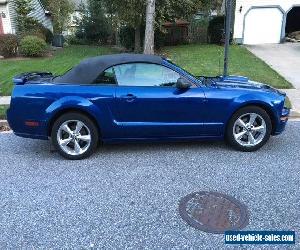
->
[244, 8, 283, 45]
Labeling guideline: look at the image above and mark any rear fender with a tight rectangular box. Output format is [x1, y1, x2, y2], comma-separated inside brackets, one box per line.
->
[45, 96, 111, 137]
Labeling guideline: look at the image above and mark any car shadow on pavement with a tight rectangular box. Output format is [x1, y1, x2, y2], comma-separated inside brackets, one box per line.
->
[98, 140, 228, 153]
[0, 131, 288, 161]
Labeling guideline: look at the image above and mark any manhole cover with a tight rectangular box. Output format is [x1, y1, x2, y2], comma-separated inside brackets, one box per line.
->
[179, 191, 249, 234]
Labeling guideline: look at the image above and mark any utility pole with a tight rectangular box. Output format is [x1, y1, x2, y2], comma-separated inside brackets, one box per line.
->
[223, 0, 233, 76]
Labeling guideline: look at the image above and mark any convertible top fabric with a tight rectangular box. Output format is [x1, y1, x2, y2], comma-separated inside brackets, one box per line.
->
[54, 53, 164, 84]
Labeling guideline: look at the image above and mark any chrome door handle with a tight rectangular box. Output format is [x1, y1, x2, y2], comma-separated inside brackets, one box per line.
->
[120, 94, 137, 102]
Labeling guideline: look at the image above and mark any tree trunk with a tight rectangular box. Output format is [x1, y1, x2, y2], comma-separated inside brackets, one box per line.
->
[144, 0, 156, 54]
[134, 27, 141, 53]
[116, 29, 120, 47]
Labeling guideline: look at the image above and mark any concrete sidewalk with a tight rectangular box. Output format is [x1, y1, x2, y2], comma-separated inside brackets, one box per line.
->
[247, 43, 300, 89]
[0, 96, 10, 105]
[280, 89, 300, 116]
[246, 43, 300, 115]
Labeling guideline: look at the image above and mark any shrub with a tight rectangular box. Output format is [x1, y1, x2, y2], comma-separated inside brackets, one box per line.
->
[0, 34, 18, 58]
[20, 35, 47, 57]
[155, 29, 167, 49]
[207, 16, 233, 45]
[40, 27, 54, 44]
[66, 35, 88, 45]
[119, 26, 166, 51]
[190, 19, 209, 44]
[24, 30, 46, 41]
[18, 20, 54, 44]
[119, 26, 135, 50]
[75, 0, 111, 44]
[207, 16, 225, 44]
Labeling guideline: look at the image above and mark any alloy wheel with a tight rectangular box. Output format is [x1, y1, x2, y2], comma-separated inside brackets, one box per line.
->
[233, 113, 267, 147]
[57, 120, 91, 156]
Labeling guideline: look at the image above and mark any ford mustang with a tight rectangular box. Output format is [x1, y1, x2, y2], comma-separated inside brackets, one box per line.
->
[7, 54, 290, 159]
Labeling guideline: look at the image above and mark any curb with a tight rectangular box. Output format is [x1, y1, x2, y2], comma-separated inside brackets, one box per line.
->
[290, 110, 300, 119]
[0, 120, 8, 126]
[0, 96, 11, 105]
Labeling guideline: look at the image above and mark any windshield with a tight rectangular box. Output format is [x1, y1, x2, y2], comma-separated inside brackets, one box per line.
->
[166, 59, 199, 79]
[165, 59, 205, 85]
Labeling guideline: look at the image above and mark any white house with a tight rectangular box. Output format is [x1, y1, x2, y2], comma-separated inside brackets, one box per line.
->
[63, 0, 86, 36]
[233, 0, 300, 44]
[0, 0, 53, 35]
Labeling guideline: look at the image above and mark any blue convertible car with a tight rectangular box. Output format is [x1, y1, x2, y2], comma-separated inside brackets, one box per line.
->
[7, 54, 289, 159]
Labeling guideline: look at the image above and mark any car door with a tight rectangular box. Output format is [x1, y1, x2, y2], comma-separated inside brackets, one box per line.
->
[113, 63, 207, 138]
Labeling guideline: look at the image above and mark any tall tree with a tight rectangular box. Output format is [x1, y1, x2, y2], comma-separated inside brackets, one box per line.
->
[144, 0, 156, 54]
[198, 0, 224, 17]
[43, 0, 74, 34]
[14, 0, 40, 35]
[104, 0, 120, 44]
[113, 0, 145, 52]
[76, 0, 110, 43]
[103, 0, 204, 51]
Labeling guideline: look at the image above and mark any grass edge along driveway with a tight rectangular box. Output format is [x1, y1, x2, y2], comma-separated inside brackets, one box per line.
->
[0, 44, 292, 96]
[162, 44, 292, 89]
[0, 105, 9, 120]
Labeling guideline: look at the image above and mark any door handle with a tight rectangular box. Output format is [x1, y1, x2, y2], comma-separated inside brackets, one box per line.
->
[120, 94, 137, 102]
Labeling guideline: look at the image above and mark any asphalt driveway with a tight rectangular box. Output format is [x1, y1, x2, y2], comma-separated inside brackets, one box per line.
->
[0, 123, 299, 249]
[247, 43, 300, 89]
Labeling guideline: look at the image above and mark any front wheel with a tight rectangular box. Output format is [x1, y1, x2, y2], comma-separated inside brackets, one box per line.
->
[226, 106, 272, 152]
[51, 112, 99, 160]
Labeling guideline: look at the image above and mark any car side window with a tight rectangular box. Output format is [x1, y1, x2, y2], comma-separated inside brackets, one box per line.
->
[93, 67, 116, 85]
[113, 63, 185, 87]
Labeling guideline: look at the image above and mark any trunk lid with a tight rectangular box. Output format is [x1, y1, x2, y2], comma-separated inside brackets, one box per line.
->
[13, 72, 53, 85]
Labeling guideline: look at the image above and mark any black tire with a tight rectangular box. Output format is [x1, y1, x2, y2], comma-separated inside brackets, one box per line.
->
[51, 112, 99, 160]
[226, 106, 272, 152]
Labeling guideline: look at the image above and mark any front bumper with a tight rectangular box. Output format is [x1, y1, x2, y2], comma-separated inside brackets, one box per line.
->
[273, 108, 290, 135]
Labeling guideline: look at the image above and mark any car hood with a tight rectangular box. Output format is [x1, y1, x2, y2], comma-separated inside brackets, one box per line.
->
[214, 75, 285, 95]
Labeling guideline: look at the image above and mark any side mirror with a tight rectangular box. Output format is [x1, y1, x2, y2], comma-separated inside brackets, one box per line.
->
[176, 77, 192, 89]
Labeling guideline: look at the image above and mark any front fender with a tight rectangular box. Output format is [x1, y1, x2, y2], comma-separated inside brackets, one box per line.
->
[225, 93, 284, 129]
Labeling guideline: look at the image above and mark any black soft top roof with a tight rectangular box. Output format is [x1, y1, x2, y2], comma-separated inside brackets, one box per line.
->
[54, 53, 164, 84]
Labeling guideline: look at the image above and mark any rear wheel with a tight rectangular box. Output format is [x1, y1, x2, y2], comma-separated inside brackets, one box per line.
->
[51, 112, 99, 160]
[226, 106, 272, 152]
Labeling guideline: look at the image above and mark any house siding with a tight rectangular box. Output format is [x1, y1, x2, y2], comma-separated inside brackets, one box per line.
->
[0, 3, 13, 33]
[28, 0, 53, 31]
[7, 0, 16, 33]
[234, 0, 300, 43]
[3, 0, 52, 34]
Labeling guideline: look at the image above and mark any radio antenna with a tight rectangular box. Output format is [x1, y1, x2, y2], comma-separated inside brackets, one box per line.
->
[223, 0, 233, 76]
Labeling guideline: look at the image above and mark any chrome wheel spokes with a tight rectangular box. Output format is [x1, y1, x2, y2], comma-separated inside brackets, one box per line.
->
[57, 120, 91, 156]
[233, 113, 266, 147]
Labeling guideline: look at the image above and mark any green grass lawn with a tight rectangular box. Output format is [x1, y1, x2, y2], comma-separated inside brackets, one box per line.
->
[0, 105, 9, 119]
[162, 44, 292, 89]
[0, 44, 292, 96]
[0, 45, 116, 96]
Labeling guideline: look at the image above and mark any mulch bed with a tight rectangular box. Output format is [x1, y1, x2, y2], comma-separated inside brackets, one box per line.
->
[0, 124, 10, 132]
[0, 52, 53, 61]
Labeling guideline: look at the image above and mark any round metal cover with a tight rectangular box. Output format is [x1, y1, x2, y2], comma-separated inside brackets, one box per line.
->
[179, 191, 249, 234]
